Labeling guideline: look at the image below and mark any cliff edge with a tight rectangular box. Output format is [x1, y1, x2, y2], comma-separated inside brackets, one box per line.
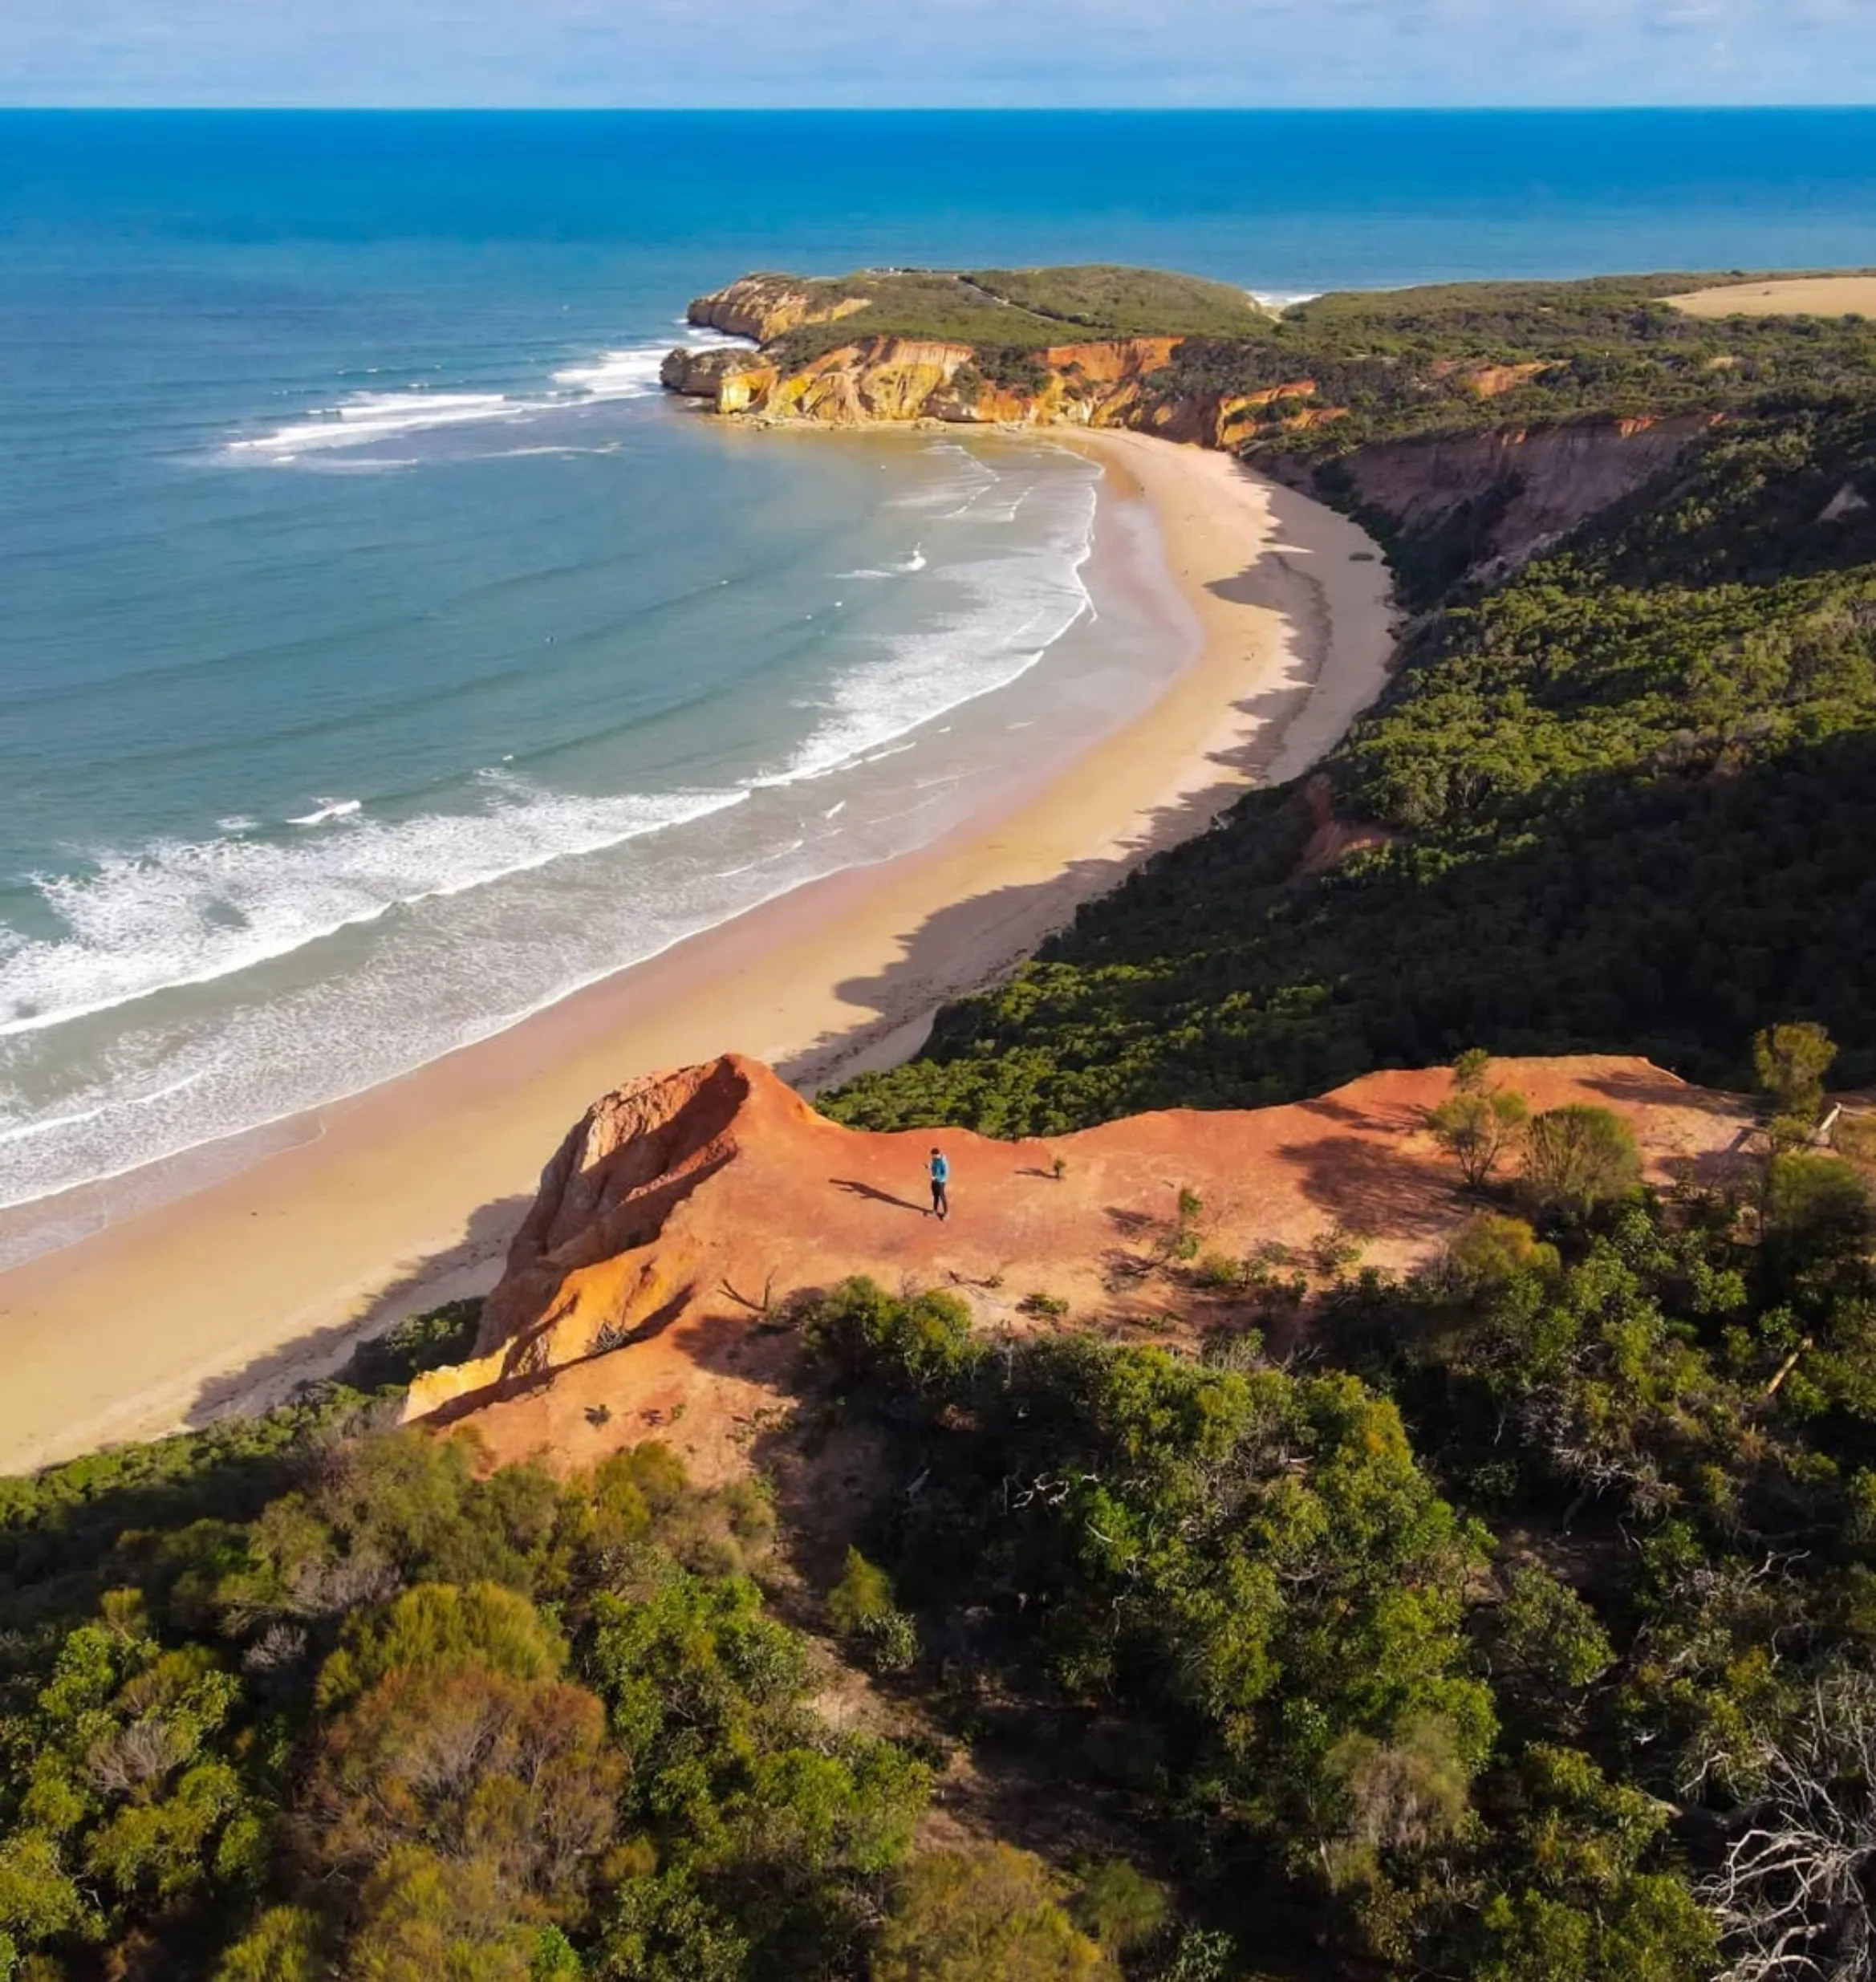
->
[406, 1052, 1753, 1482]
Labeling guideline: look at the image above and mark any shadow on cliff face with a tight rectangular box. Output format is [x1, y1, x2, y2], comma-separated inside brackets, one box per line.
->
[181, 1192, 531, 1430]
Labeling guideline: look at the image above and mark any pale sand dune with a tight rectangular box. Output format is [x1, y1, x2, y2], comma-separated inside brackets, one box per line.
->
[1667, 275, 1876, 318]
[0, 433, 1397, 1476]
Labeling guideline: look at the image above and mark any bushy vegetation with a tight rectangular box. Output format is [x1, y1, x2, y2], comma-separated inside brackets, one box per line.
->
[767, 264, 1265, 366]
[0, 1406, 944, 1979]
[0, 1301, 482, 1635]
[797, 1077, 1876, 1979]
[1151, 272, 1876, 455]
[966, 265, 1269, 339]
[0, 1303, 1204, 1980]
[824, 400, 1876, 1135]
[16, 1078, 1876, 1977]
[762, 262, 1876, 457]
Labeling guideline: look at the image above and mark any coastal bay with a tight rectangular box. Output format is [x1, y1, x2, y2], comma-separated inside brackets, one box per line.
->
[0, 432, 1395, 1473]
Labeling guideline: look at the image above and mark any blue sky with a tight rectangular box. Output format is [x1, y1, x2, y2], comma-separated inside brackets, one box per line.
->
[4, 0, 1874, 108]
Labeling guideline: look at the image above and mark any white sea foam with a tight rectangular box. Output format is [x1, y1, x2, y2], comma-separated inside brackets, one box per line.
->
[841, 546, 926, 579]
[550, 346, 676, 395]
[886, 451, 999, 512]
[224, 330, 747, 461]
[0, 435, 1112, 1220]
[0, 1069, 203, 1149]
[286, 797, 362, 827]
[761, 475, 1097, 788]
[0, 778, 745, 1039]
[0, 810, 846, 1217]
[230, 391, 534, 457]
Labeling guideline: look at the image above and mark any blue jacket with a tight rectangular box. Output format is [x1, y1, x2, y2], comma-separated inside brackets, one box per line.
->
[929, 1153, 949, 1184]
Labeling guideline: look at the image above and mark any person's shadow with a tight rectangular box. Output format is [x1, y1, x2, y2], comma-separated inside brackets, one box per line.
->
[831, 1177, 929, 1215]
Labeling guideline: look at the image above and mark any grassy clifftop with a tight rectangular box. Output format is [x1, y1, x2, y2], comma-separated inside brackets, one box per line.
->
[756, 262, 1272, 364]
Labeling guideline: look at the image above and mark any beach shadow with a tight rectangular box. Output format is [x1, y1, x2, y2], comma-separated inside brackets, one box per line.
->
[830, 1176, 928, 1215]
[181, 1192, 530, 1430]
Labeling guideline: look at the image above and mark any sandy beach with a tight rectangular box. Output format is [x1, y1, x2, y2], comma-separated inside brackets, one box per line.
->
[0, 429, 1395, 1476]
[1666, 274, 1876, 317]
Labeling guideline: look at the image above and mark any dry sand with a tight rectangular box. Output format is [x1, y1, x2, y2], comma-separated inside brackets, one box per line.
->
[1666, 274, 1876, 318]
[0, 431, 1397, 1476]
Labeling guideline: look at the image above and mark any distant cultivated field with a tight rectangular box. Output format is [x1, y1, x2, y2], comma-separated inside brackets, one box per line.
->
[1667, 274, 1876, 317]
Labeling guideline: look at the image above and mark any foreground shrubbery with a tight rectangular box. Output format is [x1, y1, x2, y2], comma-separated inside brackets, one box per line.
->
[2, 1418, 908, 1979]
[798, 1095, 1876, 1980]
[6, 1066, 1875, 1976]
[0, 1310, 1201, 1980]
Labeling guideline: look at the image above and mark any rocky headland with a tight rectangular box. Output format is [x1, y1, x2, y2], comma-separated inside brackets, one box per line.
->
[660, 264, 1764, 591]
[404, 1051, 1755, 1484]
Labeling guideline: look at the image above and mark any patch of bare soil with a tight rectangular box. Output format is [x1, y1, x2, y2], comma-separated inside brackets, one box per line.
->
[412, 1051, 1752, 1492]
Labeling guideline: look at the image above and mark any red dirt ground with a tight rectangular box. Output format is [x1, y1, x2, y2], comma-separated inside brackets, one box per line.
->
[408, 1053, 1753, 1484]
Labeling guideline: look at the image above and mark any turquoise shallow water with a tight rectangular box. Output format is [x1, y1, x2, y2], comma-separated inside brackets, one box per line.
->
[3, 109, 1875, 1220]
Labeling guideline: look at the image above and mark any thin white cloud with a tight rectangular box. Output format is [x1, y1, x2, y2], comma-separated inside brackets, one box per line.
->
[1, 0, 1871, 105]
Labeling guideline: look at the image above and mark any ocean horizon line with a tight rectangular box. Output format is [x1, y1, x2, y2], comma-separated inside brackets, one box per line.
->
[6, 102, 1876, 116]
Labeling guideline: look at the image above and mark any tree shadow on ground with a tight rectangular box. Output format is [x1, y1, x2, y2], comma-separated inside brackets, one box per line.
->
[1583, 1065, 1750, 1117]
[1274, 1132, 1458, 1243]
[1297, 1090, 1429, 1135]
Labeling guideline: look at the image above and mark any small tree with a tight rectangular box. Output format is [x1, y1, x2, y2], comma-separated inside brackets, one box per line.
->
[1520, 1106, 1642, 1223]
[1764, 1151, 1874, 1271]
[1446, 1214, 1559, 1290]
[1488, 1563, 1615, 1696]
[1069, 1859, 1167, 1956]
[873, 1844, 1106, 1982]
[1319, 1714, 1474, 1889]
[829, 1547, 918, 1675]
[802, 1277, 978, 1396]
[1429, 1054, 1529, 1190]
[1754, 1021, 1837, 1146]
[1452, 1046, 1496, 1094]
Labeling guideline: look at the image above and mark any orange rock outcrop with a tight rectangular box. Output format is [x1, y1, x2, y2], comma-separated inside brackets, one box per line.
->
[408, 1054, 1753, 1482]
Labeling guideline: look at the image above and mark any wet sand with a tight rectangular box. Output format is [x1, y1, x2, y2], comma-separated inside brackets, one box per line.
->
[0, 430, 1396, 1474]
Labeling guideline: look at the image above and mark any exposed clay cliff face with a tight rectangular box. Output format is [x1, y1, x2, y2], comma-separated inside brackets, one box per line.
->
[662, 319, 1316, 445]
[459, 1057, 790, 1385]
[1263, 412, 1724, 591]
[407, 1052, 1754, 1481]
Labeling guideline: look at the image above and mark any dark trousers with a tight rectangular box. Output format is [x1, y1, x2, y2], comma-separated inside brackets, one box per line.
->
[931, 1180, 948, 1218]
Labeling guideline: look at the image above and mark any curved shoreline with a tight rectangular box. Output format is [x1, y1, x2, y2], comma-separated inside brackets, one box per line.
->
[0, 432, 1396, 1476]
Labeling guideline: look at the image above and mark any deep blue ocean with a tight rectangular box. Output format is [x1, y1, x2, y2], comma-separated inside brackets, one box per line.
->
[3, 109, 1875, 1228]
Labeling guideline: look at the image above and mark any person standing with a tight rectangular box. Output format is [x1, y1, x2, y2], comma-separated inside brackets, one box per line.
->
[928, 1147, 950, 1220]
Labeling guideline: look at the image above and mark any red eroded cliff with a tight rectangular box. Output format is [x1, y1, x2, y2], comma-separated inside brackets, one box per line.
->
[406, 1053, 1754, 1483]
